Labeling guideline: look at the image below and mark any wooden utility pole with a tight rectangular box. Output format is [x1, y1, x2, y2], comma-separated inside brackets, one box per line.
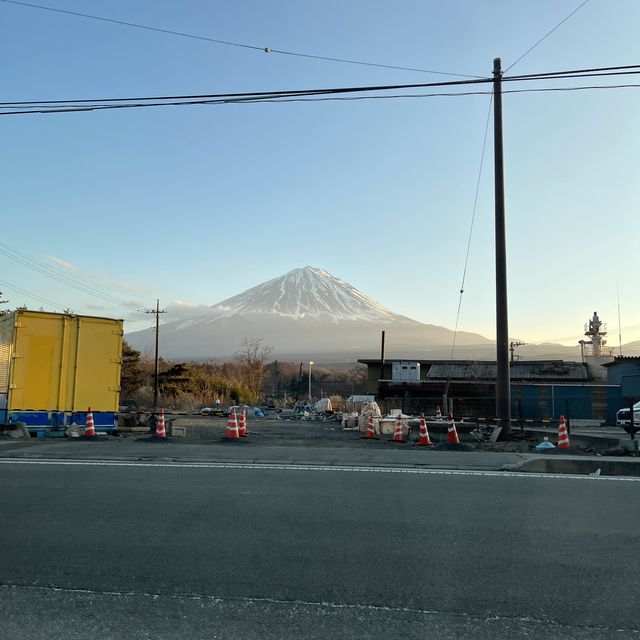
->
[493, 57, 511, 436]
[146, 299, 166, 408]
[378, 330, 386, 398]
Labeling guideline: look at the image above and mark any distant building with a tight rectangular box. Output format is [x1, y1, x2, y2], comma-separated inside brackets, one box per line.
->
[358, 358, 623, 423]
[358, 310, 633, 423]
[579, 311, 615, 379]
[602, 356, 640, 391]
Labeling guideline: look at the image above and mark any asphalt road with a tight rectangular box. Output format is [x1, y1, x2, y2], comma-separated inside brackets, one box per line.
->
[1, 460, 639, 639]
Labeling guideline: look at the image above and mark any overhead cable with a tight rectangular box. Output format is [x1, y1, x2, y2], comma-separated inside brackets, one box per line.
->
[0, 245, 147, 312]
[449, 92, 494, 363]
[0, 0, 480, 78]
[0, 278, 66, 309]
[2, 63, 639, 113]
[505, 0, 593, 72]
[2, 82, 639, 116]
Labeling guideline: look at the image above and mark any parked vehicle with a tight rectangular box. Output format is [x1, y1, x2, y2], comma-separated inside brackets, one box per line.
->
[616, 402, 640, 427]
[0, 309, 123, 435]
[616, 408, 631, 426]
[226, 404, 265, 417]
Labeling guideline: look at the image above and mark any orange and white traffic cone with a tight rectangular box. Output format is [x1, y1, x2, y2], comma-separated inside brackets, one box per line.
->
[238, 409, 247, 437]
[83, 407, 96, 437]
[365, 415, 377, 440]
[416, 412, 433, 446]
[155, 408, 167, 439]
[435, 405, 442, 420]
[557, 415, 570, 449]
[447, 412, 460, 444]
[225, 408, 240, 440]
[392, 414, 405, 442]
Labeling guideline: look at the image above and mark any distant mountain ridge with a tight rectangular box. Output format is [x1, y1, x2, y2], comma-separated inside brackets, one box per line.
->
[126, 266, 625, 362]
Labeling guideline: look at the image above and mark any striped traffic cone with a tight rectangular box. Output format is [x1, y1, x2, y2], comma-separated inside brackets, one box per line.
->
[392, 414, 405, 442]
[435, 405, 442, 420]
[365, 415, 377, 440]
[557, 415, 570, 449]
[83, 407, 96, 437]
[155, 408, 167, 439]
[447, 412, 460, 444]
[416, 412, 433, 446]
[225, 408, 240, 440]
[238, 409, 247, 437]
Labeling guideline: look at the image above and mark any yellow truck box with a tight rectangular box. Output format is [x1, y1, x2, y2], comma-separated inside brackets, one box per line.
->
[0, 310, 123, 432]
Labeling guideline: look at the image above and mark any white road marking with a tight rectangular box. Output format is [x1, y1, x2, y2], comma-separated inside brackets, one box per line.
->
[1, 584, 638, 634]
[0, 457, 639, 481]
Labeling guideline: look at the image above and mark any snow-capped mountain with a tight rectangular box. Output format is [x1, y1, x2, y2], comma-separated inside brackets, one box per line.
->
[200, 267, 403, 323]
[126, 267, 491, 361]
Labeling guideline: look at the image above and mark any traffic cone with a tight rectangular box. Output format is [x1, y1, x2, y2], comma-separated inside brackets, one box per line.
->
[155, 408, 167, 439]
[435, 405, 442, 420]
[225, 408, 240, 440]
[83, 407, 96, 437]
[365, 415, 377, 440]
[416, 412, 433, 446]
[392, 414, 405, 442]
[447, 412, 460, 444]
[557, 415, 570, 449]
[238, 409, 247, 437]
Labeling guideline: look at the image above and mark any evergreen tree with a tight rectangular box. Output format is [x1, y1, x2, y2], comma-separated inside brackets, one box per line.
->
[120, 341, 144, 398]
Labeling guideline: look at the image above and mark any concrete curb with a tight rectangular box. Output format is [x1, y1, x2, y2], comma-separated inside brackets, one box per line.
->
[506, 456, 640, 477]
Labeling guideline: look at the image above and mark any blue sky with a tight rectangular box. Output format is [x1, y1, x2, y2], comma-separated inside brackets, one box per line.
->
[1, 0, 639, 347]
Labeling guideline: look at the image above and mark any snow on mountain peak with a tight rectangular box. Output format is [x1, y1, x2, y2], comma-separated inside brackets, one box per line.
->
[208, 266, 403, 323]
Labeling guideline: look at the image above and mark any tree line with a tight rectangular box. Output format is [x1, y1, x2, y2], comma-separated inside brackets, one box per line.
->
[121, 338, 367, 409]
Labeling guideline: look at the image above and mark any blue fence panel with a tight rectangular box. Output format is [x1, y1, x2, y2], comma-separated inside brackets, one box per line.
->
[553, 386, 592, 419]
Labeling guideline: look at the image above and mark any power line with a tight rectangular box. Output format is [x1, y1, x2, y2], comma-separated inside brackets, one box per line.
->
[0, 63, 638, 115]
[2, 81, 639, 116]
[3, 63, 640, 109]
[449, 91, 494, 363]
[0, 277, 67, 309]
[0, 0, 480, 79]
[0, 245, 148, 312]
[0, 76, 493, 107]
[505, 0, 594, 72]
[505, 63, 640, 80]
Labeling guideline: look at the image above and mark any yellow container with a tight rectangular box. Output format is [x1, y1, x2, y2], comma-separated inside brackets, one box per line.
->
[0, 310, 123, 413]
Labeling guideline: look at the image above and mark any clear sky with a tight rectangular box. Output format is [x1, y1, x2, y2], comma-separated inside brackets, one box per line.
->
[1, 0, 638, 347]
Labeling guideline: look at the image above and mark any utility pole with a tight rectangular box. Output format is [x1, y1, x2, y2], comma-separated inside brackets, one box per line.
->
[378, 330, 386, 399]
[146, 299, 166, 408]
[493, 57, 511, 436]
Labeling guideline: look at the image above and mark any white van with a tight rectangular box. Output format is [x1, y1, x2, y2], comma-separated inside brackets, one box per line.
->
[616, 402, 640, 427]
[616, 408, 631, 426]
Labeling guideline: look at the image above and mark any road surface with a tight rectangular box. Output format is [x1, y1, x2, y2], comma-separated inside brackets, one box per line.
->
[1, 458, 639, 639]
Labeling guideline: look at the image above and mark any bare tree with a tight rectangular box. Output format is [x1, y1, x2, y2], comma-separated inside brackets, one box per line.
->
[235, 338, 273, 399]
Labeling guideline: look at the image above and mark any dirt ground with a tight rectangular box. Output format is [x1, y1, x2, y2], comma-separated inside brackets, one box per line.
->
[118, 415, 549, 453]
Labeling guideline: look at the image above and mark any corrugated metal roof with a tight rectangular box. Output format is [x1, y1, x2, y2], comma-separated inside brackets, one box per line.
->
[357, 358, 589, 381]
[602, 356, 640, 367]
[426, 361, 587, 381]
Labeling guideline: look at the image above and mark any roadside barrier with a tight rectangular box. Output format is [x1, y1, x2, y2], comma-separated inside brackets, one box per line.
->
[365, 415, 378, 440]
[435, 405, 442, 420]
[447, 412, 460, 444]
[392, 415, 405, 442]
[83, 407, 96, 438]
[557, 415, 570, 448]
[416, 412, 433, 446]
[473, 417, 555, 425]
[238, 409, 247, 437]
[225, 408, 240, 440]
[156, 408, 167, 439]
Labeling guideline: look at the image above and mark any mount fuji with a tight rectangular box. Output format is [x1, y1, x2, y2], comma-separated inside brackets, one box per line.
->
[126, 267, 493, 361]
